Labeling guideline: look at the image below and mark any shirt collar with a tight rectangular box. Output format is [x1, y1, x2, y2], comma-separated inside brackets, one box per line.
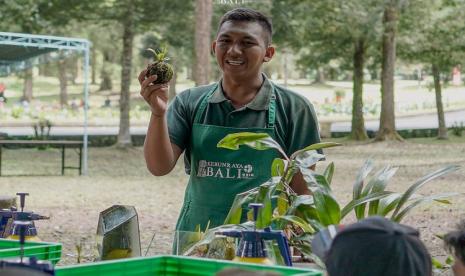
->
[209, 74, 272, 111]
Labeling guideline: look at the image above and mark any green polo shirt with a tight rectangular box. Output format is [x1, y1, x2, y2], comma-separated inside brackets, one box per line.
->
[167, 75, 321, 174]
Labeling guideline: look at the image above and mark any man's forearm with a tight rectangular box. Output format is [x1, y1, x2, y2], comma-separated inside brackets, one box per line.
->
[144, 114, 178, 176]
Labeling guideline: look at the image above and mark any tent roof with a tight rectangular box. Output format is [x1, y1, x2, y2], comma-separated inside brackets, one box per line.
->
[0, 32, 90, 76]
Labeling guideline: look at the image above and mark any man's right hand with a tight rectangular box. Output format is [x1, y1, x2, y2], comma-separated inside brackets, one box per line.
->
[139, 69, 170, 117]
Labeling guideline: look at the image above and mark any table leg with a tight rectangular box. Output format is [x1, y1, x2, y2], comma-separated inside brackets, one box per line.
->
[61, 146, 65, 175]
[79, 146, 82, 175]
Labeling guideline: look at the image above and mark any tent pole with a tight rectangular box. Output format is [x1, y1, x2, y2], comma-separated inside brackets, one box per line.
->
[83, 43, 90, 175]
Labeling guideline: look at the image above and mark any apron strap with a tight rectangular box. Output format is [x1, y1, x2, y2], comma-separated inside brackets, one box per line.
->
[267, 89, 276, 129]
[193, 84, 218, 124]
[193, 82, 277, 129]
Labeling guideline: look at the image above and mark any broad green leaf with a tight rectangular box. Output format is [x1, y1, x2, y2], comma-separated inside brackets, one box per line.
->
[391, 165, 460, 218]
[277, 193, 288, 216]
[223, 190, 257, 225]
[287, 194, 314, 215]
[376, 193, 402, 216]
[290, 142, 341, 159]
[392, 193, 458, 222]
[353, 160, 375, 219]
[323, 162, 335, 185]
[341, 191, 393, 218]
[217, 132, 269, 150]
[294, 150, 325, 168]
[366, 166, 398, 215]
[254, 184, 273, 229]
[272, 215, 315, 233]
[271, 158, 286, 177]
[353, 160, 374, 199]
[313, 189, 341, 226]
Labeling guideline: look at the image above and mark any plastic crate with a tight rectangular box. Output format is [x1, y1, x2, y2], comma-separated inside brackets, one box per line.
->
[55, 255, 322, 276]
[0, 238, 61, 265]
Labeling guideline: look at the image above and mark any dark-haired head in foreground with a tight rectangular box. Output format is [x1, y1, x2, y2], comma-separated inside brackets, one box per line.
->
[324, 216, 432, 276]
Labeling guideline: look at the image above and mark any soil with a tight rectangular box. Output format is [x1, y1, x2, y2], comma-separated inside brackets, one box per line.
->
[1, 139, 464, 269]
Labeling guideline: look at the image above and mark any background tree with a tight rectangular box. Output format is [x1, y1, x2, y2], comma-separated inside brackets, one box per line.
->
[376, 0, 407, 141]
[279, 0, 385, 140]
[194, 0, 213, 85]
[399, 0, 465, 139]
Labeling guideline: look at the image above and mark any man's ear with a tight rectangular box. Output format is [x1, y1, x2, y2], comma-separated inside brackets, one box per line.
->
[263, 46, 275, 62]
[211, 41, 216, 55]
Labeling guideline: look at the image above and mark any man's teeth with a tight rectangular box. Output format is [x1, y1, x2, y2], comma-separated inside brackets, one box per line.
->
[227, 60, 244, 65]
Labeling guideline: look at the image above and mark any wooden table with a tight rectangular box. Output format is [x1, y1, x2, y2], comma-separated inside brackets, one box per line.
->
[0, 140, 83, 176]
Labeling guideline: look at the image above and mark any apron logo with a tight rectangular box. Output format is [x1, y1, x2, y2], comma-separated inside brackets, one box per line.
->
[197, 160, 254, 179]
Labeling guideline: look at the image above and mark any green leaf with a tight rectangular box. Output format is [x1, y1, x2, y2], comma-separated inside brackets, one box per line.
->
[287, 194, 314, 215]
[323, 162, 335, 185]
[353, 160, 375, 219]
[294, 150, 325, 168]
[313, 189, 341, 226]
[277, 193, 289, 216]
[217, 132, 269, 150]
[254, 184, 273, 229]
[217, 132, 289, 159]
[391, 165, 460, 219]
[446, 255, 454, 265]
[223, 189, 257, 225]
[290, 142, 341, 159]
[341, 191, 393, 218]
[376, 193, 402, 216]
[392, 193, 458, 222]
[365, 166, 398, 216]
[271, 158, 286, 177]
[272, 215, 315, 233]
[432, 257, 444, 269]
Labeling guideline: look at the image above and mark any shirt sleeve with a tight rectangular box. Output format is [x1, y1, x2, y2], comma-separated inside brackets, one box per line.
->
[286, 97, 322, 156]
[166, 92, 191, 151]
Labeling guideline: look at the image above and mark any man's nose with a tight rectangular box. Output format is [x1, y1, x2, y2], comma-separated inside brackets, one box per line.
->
[227, 42, 242, 55]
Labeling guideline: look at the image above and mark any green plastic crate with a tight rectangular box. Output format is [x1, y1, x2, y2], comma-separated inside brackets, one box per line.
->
[0, 238, 61, 265]
[55, 255, 322, 276]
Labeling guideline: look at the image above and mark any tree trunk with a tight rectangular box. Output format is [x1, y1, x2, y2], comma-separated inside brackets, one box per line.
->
[283, 48, 288, 87]
[91, 45, 97, 85]
[117, 5, 134, 147]
[350, 39, 368, 140]
[375, 3, 403, 141]
[313, 67, 326, 84]
[194, 0, 213, 86]
[22, 67, 33, 102]
[99, 51, 113, 91]
[168, 58, 177, 101]
[432, 63, 448, 139]
[58, 54, 68, 108]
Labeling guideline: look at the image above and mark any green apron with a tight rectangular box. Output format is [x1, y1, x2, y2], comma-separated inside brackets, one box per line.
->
[175, 83, 280, 232]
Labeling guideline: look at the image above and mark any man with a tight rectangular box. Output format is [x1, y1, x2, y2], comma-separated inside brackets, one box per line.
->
[139, 8, 321, 233]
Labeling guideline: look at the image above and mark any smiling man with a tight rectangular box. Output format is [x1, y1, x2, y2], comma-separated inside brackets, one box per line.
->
[139, 8, 321, 234]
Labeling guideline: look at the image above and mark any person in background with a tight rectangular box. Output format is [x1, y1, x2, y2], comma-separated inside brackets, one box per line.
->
[444, 220, 465, 276]
[0, 82, 7, 103]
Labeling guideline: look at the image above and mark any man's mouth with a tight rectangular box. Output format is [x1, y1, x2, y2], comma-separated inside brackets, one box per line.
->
[226, 60, 245, 66]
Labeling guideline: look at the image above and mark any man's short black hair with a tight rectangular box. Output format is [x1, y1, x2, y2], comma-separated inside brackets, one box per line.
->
[218, 7, 273, 45]
[444, 220, 465, 264]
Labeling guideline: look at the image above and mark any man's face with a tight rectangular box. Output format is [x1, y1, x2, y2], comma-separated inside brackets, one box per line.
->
[453, 257, 465, 276]
[212, 21, 274, 81]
